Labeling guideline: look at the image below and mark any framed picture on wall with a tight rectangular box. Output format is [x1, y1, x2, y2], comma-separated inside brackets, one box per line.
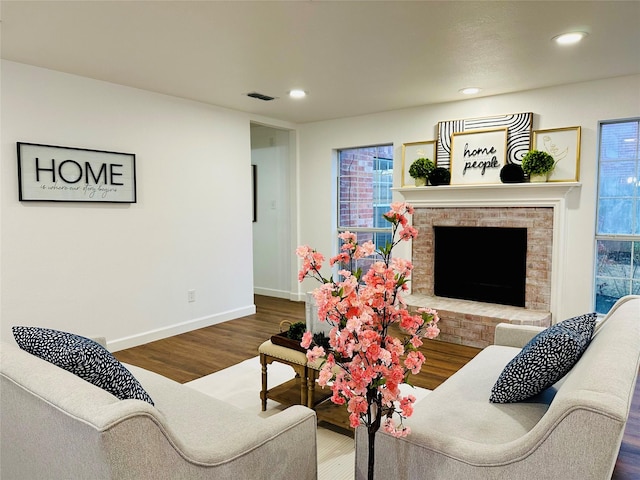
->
[252, 164, 257, 222]
[401, 140, 436, 187]
[450, 127, 508, 185]
[532, 126, 582, 182]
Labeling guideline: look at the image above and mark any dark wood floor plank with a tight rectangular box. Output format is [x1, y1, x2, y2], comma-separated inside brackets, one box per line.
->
[114, 295, 639, 479]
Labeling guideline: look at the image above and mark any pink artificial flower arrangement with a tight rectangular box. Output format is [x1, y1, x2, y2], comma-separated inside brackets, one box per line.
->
[296, 201, 439, 479]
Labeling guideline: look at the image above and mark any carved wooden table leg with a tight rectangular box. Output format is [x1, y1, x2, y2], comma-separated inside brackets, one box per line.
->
[260, 352, 268, 411]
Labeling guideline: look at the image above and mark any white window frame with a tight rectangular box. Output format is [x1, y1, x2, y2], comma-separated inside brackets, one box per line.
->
[594, 117, 640, 314]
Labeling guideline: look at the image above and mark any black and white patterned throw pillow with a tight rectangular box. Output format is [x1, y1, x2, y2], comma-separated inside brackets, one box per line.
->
[489, 313, 597, 404]
[13, 326, 154, 405]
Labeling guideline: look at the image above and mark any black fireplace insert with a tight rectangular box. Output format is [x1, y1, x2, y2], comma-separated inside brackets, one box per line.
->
[433, 226, 527, 307]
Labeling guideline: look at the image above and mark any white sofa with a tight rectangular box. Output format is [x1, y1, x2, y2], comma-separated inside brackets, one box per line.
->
[1, 338, 318, 479]
[355, 295, 640, 480]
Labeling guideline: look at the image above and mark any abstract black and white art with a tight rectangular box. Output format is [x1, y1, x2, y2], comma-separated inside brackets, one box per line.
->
[437, 112, 533, 168]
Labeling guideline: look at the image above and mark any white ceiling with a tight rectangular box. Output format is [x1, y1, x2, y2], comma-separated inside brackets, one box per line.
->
[1, 1, 639, 124]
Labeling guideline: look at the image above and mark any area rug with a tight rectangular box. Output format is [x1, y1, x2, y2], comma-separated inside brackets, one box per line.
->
[185, 356, 430, 480]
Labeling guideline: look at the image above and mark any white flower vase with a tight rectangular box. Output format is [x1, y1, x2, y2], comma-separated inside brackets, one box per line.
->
[414, 177, 427, 187]
[529, 173, 548, 183]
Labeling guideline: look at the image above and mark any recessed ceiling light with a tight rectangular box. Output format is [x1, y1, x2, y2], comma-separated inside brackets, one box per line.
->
[289, 89, 307, 99]
[553, 32, 588, 45]
[459, 87, 481, 95]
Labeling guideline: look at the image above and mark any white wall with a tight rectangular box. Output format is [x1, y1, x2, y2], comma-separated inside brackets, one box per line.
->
[295, 75, 640, 320]
[3, 62, 637, 348]
[1, 61, 256, 350]
[251, 125, 292, 299]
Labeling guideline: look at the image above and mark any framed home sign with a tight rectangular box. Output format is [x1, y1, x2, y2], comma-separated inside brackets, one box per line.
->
[17, 142, 137, 203]
[450, 127, 507, 185]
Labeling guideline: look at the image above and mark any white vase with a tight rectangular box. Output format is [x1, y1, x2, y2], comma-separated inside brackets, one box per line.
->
[529, 173, 548, 183]
[414, 177, 427, 187]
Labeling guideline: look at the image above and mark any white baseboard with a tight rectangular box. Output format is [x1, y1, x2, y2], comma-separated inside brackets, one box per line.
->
[289, 292, 305, 302]
[253, 287, 305, 302]
[108, 304, 256, 352]
[253, 287, 291, 299]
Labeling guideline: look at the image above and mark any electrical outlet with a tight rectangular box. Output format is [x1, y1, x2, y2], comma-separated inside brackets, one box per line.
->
[188, 289, 196, 302]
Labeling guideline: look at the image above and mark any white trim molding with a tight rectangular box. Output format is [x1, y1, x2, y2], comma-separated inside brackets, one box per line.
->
[394, 182, 581, 323]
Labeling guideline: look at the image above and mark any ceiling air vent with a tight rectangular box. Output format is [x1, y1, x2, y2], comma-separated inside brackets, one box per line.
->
[246, 92, 277, 101]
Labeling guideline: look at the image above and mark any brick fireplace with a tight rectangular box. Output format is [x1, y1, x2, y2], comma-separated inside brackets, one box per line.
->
[397, 182, 579, 348]
[412, 207, 553, 311]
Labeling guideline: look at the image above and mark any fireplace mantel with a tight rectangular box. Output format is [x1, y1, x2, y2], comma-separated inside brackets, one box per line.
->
[394, 182, 580, 208]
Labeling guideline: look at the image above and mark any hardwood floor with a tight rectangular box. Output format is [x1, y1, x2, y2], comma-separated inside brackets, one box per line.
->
[115, 295, 312, 383]
[114, 295, 639, 479]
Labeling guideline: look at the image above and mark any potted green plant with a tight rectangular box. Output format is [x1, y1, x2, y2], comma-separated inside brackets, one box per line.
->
[408, 157, 435, 186]
[429, 167, 451, 186]
[270, 320, 308, 352]
[286, 321, 307, 341]
[521, 150, 555, 182]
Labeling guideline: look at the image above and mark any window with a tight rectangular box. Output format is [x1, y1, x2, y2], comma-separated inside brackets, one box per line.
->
[595, 119, 640, 314]
[338, 145, 394, 273]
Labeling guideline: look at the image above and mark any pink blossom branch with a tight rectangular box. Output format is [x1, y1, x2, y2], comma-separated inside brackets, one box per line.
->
[295, 202, 438, 437]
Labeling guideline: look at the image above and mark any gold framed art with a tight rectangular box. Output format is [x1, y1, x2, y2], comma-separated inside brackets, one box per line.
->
[401, 140, 436, 187]
[532, 126, 582, 182]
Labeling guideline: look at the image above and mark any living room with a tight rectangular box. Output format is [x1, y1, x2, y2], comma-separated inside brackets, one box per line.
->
[1, 1, 639, 349]
[1, 1, 639, 478]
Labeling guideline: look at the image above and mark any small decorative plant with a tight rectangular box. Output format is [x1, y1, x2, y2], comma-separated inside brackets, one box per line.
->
[521, 150, 555, 177]
[408, 158, 435, 181]
[429, 167, 451, 186]
[285, 321, 307, 341]
[312, 331, 331, 351]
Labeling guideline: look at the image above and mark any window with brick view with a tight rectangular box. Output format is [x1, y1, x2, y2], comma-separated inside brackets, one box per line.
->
[337, 145, 394, 273]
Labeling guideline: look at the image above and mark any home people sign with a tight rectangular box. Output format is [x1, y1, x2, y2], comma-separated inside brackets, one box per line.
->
[449, 127, 508, 185]
[18, 143, 136, 203]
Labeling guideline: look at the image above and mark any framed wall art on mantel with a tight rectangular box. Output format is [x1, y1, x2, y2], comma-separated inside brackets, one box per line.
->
[437, 112, 532, 168]
[533, 126, 582, 182]
[17, 142, 136, 203]
[450, 127, 508, 185]
[401, 140, 436, 186]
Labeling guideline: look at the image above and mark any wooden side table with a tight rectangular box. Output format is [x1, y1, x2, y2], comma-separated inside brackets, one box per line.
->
[258, 340, 311, 410]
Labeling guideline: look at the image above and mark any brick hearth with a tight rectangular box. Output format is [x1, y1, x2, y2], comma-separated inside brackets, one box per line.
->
[406, 293, 551, 348]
